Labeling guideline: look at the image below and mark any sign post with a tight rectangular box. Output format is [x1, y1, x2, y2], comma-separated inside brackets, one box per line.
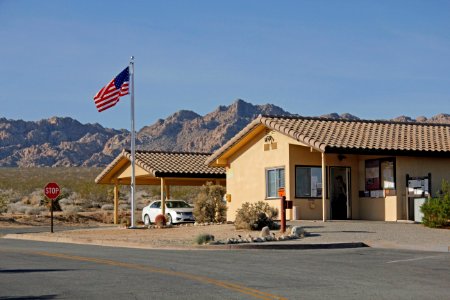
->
[44, 182, 60, 233]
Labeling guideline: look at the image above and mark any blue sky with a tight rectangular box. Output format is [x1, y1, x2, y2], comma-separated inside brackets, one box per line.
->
[1, 0, 449, 130]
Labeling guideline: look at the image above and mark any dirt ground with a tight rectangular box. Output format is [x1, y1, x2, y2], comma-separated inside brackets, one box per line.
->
[0, 213, 260, 248]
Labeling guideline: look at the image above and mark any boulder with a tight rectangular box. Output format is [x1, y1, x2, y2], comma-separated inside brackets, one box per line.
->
[260, 226, 270, 238]
[291, 226, 306, 237]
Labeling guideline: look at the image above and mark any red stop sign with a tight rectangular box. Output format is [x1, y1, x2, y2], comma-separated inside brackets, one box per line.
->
[44, 182, 61, 200]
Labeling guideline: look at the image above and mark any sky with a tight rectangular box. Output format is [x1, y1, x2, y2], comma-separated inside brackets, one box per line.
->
[1, 0, 450, 130]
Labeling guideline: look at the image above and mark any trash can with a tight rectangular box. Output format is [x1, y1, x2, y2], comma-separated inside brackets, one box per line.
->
[414, 198, 426, 223]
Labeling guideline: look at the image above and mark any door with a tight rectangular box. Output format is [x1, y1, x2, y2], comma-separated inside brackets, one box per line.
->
[330, 167, 351, 220]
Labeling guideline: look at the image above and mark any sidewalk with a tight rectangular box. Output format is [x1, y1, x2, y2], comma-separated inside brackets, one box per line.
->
[3, 220, 450, 252]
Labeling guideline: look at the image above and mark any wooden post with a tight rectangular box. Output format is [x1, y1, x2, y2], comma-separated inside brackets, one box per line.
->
[165, 184, 170, 200]
[322, 152, 327, 222]
[113, 183, 119, 225]
[161, 177, 166, 216]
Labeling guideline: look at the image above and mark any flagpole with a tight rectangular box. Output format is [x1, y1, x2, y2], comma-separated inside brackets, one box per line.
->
[129, 56, 136, 228]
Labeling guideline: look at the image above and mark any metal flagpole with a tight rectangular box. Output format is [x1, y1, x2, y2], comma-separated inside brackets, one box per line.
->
[129, 56, 136, 228]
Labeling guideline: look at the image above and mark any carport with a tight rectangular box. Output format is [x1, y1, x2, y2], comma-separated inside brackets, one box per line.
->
[95, 149, 226, 224]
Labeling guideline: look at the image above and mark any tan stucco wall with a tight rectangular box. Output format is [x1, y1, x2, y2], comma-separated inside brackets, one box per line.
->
[395, 156, 450, 220]
[225, 130, 292, 221]
[224, 128, 450, 222]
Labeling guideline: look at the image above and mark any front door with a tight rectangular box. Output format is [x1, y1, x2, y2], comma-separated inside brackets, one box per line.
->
[330, 167, 351, 220]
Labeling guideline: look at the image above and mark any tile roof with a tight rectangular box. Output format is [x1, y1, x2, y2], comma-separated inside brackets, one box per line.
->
[206, 115, 450, 165]
[96, 150, 225, 184]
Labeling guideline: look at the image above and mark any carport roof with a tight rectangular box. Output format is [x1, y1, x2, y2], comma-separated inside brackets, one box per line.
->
[95, 149, 225, 184]
[206, 115, 450, 166]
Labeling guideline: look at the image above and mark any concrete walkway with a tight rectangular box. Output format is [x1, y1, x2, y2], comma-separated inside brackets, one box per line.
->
[284, 220, 450, 252]
[3, 221, 450, 252]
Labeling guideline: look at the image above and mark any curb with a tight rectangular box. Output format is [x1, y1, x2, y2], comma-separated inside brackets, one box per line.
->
[3, 233, 368, 251]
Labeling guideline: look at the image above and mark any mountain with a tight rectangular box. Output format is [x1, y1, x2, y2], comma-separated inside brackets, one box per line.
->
[138, 99, 293, 152]
[1, 99, 449, 167]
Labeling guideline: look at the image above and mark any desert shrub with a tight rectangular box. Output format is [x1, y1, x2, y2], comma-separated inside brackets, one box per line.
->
[235, 201, 279, 230]
[25, 206, 46, 216]
[119, 203, 130, 210]
[194, 233, 215, 245]
[101, 204, 114, 211]
[0, 193, 9, 214]
[421, 180, 450, 228]
[7, 202, 29, 214]
[62, 205, 81, 213]
[155, 214, 166, 226]
[193, 182, 226, 223]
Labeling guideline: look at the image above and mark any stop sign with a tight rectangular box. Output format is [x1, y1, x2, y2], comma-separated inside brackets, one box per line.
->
[44, 182, 60, 200]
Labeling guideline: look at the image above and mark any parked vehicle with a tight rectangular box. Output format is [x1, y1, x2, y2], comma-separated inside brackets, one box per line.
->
[141, 200, 195, 225]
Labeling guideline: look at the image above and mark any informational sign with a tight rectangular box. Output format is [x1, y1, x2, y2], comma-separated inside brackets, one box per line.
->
[408, 178, 429, 196]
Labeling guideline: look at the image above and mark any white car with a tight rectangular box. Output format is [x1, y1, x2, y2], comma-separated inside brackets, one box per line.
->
[142, 200, 195, 225]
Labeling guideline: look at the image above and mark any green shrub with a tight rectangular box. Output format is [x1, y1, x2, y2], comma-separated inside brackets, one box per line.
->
[421, 180, 450, 228]
[194, 233, 215, 245]
[235, 201, 279, 230]
[193, 182, 226, 223]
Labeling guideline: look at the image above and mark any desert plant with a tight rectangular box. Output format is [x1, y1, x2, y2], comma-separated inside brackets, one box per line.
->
[101, 204, 114, 211]
[235, 201, 279, 230]
[193, 182, 226, 223]
[0, 193, 8, 214]
[154, 214, 166, 226]
[421, 180, 450, 228]
[194, 233, 215, 245]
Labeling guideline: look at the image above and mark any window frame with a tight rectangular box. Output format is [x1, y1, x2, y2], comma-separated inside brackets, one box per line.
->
[295, 165, 324, 199]
[265, 166, 285, 199]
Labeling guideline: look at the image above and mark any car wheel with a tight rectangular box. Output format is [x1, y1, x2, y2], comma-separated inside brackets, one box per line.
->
[144, 214, 151, 225]
[166, 214, 173, 225]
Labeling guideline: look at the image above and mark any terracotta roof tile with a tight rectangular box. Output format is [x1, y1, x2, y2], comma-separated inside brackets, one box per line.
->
[206, 115, 450, 165]
[96, 150, 225, 183]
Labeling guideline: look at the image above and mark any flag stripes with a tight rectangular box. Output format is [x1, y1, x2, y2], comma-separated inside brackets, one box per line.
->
[93, 67, 129, 112]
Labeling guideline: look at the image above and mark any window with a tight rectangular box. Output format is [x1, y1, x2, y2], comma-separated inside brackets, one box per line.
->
[365, 158, 396, 191]
[266, 167, 285, 198]
[295, 166, 323, 198]
[150, 201, 161, 209]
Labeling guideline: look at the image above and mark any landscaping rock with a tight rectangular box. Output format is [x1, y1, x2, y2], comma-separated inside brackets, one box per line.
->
[291, 226, 306, 238]
[260, 226, 270, 238]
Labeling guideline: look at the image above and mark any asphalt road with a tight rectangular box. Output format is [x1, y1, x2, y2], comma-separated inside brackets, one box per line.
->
[0, 238, 449, 300]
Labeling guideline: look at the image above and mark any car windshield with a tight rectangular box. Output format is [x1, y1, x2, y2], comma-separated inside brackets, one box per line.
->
[166, 201, 191, 208]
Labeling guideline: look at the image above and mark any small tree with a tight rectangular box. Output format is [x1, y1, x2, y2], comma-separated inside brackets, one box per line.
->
[193, 182, 226, 223]
[235, 201, 278, 230]
[421, 180, 450, 228]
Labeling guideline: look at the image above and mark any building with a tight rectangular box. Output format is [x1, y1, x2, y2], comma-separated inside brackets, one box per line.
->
[206, 115, 450, 222]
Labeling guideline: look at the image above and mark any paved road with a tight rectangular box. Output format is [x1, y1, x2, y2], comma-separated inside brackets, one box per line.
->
[0, 239, 449, 300]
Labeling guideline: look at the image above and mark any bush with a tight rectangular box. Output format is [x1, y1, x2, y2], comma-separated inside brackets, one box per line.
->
[193, 182, 226, 223]
[0, 194, 8, 214]
[235, 201, 279, 230]
[421, 180, 450, 228]
[194, 234, 215, 245]
[101, 204, 114, 211]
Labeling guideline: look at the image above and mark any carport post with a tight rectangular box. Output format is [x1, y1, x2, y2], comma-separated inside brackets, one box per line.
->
[160, 177, 166, 216]
[113, 182, 119, 225]
[322, 152, 327, 222]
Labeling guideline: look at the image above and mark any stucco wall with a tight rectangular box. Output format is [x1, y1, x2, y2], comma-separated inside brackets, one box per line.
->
[226, 130, 291, 221]
[396, 156, 450, 220]
[224, 129, 450, 222]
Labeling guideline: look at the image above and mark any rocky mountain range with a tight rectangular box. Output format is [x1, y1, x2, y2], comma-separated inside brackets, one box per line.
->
[1, 99, 449, 167]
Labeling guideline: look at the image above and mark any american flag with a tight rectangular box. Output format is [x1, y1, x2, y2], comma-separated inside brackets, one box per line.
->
[94, 67, 130, 112]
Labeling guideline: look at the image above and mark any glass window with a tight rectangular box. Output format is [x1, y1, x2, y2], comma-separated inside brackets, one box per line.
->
[150, 201, 161, 208]
[266, 167, 285, 198]
[296, 166, 323, 198]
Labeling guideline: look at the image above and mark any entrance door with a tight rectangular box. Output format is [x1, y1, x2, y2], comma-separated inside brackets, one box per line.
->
[330, 167, 351, 220]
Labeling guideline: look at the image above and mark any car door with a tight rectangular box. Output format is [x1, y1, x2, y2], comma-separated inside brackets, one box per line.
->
[148, 201, 161, 222]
